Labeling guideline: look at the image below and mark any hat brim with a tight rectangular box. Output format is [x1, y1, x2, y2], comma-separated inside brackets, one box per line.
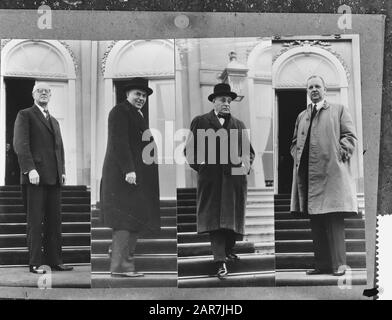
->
[208, 91, 237, 102]
[124, 85, 153, 96]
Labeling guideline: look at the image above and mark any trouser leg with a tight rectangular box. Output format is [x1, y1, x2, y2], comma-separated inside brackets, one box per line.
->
[309, 214, 332, 271]
[23, 184, 45, 266]
[110, 230, 131, 272]
[325, 213, 346, 271]
[225, 230, 236, 256]
[128, 231, 138, 258]
[209, 230, 227, 262]
[43, 185, 62, 266]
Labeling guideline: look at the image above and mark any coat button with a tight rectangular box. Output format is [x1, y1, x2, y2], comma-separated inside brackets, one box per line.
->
[301, 132, 304, 135]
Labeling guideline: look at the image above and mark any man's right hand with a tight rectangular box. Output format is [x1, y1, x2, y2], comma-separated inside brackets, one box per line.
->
[28, 169, 40, 185]
[125, 172, 137, 185]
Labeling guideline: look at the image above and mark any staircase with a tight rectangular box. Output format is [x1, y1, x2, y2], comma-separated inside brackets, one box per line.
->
[274, 193, 367, 286]
[0, 185, 90, 266]
[177, 188, 275, 288]
[91, 199, 177, 288]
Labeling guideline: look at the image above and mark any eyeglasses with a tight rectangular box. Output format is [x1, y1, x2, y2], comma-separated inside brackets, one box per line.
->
[35, 89, 51, 94]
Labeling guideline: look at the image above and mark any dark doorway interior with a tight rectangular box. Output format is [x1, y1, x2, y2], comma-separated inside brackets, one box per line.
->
[114, 79, 150, 123]
[277, 89, 307, 194]
[5, 78, 35, 185]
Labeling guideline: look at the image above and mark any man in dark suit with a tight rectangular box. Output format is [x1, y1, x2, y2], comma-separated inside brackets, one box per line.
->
[185, 83, 255, 279]
[13, 82, 73, 274]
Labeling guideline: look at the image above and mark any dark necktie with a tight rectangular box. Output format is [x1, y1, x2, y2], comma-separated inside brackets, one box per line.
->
[301, 104, 317, 164]
[43, 109, 50, 121]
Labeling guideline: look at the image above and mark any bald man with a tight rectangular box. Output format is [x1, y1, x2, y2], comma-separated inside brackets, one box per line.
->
[13, 82, 73, 274]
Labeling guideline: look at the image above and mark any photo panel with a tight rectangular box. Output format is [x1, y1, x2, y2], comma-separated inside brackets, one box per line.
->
[90, 39, 177, 288]
[0, 39, 91, 288]
[272, 35, 367, 286]
[175, 37, 275, 288]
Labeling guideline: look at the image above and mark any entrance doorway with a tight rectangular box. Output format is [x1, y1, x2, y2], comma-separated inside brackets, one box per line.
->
[114, 79, 150, 122]
[5, 78, 35, 185]
[277, 89, 307, 194]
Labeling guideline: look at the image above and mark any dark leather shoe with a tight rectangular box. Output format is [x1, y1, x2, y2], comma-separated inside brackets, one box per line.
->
[306, 269, 327, 275]
[332, 269, 346, 276]
[216, 262, 228, 279]
[29, 265, 46, 274]
[51, 264, 74, 271]
[226, 253, 240, 262]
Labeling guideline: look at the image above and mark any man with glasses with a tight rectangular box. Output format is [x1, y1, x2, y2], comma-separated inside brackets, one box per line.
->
[290, 75, 358, 277]
[185, 83, 254, 279]
[13, 82, 73, 274]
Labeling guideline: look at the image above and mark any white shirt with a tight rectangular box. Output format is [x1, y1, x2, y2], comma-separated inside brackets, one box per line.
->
[35, 102, 49, 118]
[214, 110, 225, 126]
[312, 99, 325, 111]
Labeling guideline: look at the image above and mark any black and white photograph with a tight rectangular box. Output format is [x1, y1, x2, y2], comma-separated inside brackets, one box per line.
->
[90, 39, 177, 288]
[272, 35, 367, 286]
[0, 39, 91, 288]
[176, 37, 275, 288]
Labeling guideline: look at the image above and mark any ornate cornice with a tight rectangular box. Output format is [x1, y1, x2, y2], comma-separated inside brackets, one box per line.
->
[4, 71, 68, 79]
[0, 39, 11, 52]
[59, 40, 79, 75]
[273, 40, 351, 83]
[114, 71, 174, 78]
[101, 40, 118, 76]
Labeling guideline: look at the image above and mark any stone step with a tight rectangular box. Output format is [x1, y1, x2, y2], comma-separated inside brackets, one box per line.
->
[178, 222, 274, 234]
[0, 191, 91, 198]
[92, 239, 177, 255]
[177, 188, 196, 194]
[275, 239, 366, 253]
[0, 246, 90, 265]
[178, 253, 274, 277]
[275, 219, 365, 229]
[92, 206, 176, 218]
[92, 216, 176, 228]
[91, 273, 177, 288]
[0, 204, 90, 213]
[178, 232, 210, 244]
[176, 193, 196, 200]
[0, 185, 87, 191]
[274, 211, 364, 220]
[177, 214, 196, 224]
[0, 222, 90, 234]
[0, 197, 90, 205]
[275, 229, 365, 240]
[276, 252, 366, 269]
[92, 226, 176, 240]
[178, 241, 255, 257]
[0, 233, 91, 247]
[0, 212, 91, 223]
[178, 271, 275, 288]
[275, 270, 367, 286]
[91, 254, 177, 272]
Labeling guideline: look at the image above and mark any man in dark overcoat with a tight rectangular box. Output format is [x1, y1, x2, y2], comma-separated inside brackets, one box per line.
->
[13, 82, 73, 274]
[185, 83, 255, 279]
[290, 75, 358, 276]
[101, 77, 160, 277]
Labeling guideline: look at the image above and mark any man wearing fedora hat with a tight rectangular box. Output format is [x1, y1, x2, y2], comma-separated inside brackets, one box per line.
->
[101, 77, 160, 277]
[185, 83, 255, 279]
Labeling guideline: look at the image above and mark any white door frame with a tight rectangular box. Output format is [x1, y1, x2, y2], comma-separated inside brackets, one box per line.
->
[0, 39, 77, 185]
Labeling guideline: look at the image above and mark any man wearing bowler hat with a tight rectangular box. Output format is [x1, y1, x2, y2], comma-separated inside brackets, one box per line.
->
[101, 77, 160, 277]
[13, 82, 73, 274]
[185, 83, 255, 279]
